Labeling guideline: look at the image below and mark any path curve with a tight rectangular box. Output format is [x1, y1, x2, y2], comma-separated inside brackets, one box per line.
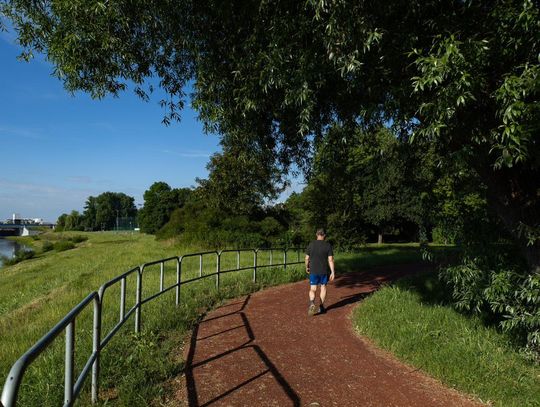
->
[170, 264, 483, 407]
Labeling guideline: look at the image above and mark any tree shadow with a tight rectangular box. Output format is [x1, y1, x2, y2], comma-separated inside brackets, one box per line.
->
[184, 294, 300, 406]
[324, 292, 371, 312]
[325, 263, 433, 313]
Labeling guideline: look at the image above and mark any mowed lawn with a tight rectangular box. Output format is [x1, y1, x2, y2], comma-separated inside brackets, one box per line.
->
[353, 273, 540, 407]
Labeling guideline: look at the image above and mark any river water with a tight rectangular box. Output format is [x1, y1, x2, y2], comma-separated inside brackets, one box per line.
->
[0, 238, 26, 267]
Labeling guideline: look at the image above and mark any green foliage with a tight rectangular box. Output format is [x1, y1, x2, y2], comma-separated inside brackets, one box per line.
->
[157, 193, 290, 248]
[439, 249, 540, 355]
[298, 126, 435, 247]
[138, 182, 192, 234]
[55, 213, 68, 232]
[53, 240, 76, 252]
[41, 241, 54, 252]
[68, 235, 88, 244]
[0, 249, 35, 266]
[197, 141, 287, 214]
[83, 192, 137, 231]
[4, 0, 540, 269]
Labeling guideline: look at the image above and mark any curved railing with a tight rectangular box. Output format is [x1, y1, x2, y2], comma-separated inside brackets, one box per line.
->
[1, 247, 303, 407]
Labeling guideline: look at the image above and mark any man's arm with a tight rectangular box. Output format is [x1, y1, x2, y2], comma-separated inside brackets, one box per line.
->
[328, 255, 335, 281]
[305, 254, 310, 274]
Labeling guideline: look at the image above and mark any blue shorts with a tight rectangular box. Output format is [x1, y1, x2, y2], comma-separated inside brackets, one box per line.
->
[309, 274, 329, 286]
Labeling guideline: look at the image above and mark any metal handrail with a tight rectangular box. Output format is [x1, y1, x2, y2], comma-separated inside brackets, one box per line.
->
[1, 247, 304, 406]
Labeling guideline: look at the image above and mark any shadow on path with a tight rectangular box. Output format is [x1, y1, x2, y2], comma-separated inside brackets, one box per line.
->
[180, 263, 457, 407]
[184, 294, 300, 407]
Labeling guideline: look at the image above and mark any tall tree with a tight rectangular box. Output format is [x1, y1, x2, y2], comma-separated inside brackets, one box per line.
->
[83, 192, 137, 231]
[64, 210, 84, 231]
[4, 0, 539, 271]
[138, 182, 191, 234]
[305, 126, 432, 245]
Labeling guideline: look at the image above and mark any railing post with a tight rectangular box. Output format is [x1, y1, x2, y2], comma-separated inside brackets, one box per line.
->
[65, 321, 75, 406]
[284, 249, 287, 271]
[199, 255, 203, 277]
[91, 296, 101, 404]
[135, 268, 143, 333]
[175, 258, 181, 306]
[119, 277, 126, 321]
[216, 252, 221, 289]
[270, 249, 273, 265]
[237, 250, 240, 270]
[253, 250, 258, 283]
[159, 262, 164, 292]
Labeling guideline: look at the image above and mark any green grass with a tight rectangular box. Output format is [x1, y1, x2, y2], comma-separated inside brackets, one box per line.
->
[0, 236, 431, 406]
[336, 243, 425, 272]
[0, 232, 308, 406]
[353, 272, 540, 407]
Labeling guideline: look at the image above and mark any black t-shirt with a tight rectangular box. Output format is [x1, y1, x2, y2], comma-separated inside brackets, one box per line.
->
[306, 240, 334, 275]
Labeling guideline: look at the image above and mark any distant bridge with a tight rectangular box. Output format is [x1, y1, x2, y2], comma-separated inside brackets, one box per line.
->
[0, 225, 24, 237]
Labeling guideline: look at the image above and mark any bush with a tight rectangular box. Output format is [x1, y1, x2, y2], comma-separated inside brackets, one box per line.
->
[69, 235, 88, 244]
[439, 248, 540, 357]
[54, 240, 76, 252]
[1, 249, 35, 266]
[41, 241, 54, 252]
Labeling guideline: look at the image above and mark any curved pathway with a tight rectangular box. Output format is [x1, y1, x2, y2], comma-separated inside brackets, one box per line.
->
[170, 264, 483, 407]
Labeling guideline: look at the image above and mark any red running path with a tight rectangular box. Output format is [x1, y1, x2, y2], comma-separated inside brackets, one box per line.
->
[168, 264, 483, 407]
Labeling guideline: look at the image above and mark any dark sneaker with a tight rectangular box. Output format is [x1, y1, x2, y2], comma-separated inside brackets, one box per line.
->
[308, 303, 317, 316]
[319, 304, 326, 314]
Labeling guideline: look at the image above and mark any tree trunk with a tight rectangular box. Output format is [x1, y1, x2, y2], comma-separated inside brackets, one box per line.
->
[378, 232, 383, 245]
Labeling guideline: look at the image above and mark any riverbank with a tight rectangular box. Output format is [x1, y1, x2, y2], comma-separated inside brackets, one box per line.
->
[0, 237, 32, 267]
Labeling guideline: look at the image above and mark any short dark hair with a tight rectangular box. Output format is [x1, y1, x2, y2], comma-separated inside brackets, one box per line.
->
[316, 228, 326, 236]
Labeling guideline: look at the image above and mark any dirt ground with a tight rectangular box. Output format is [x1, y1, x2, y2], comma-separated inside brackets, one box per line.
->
[166, 264, 484, 407]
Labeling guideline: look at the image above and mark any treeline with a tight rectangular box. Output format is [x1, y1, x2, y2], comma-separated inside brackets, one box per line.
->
[132, 125, 499, 252]
[56, 192, 137, 231]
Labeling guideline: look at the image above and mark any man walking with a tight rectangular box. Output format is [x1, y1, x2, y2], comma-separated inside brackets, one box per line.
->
[305, 228, 335, 316]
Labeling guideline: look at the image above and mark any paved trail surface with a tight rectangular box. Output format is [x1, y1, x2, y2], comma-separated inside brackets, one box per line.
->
[170, 264, 482, 407]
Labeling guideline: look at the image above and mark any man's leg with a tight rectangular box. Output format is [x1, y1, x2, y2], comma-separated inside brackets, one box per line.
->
[308, 284, 317, 316]
[309, 285, 317, 302]
[320, 284, 327, 305]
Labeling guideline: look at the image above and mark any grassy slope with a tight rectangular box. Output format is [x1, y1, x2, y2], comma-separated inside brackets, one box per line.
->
[353, 272, 540, 407]
[0, 232, 309, 405]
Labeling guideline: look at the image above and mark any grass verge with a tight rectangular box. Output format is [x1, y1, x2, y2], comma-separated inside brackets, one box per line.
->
[353, 272, 540, 407]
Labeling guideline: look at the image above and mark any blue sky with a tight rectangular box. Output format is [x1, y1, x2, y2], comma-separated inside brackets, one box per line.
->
[0, 27, 303, 223]
[0, 28, 224, 222]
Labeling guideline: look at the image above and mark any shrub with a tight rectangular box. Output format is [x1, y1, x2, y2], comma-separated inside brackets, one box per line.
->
[54, 240, 76, 252]
[1, 249, 35, 266]
[41, 241, 54, 252]
[69, 235, 88, 244]
[439, 248, 540, 357]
